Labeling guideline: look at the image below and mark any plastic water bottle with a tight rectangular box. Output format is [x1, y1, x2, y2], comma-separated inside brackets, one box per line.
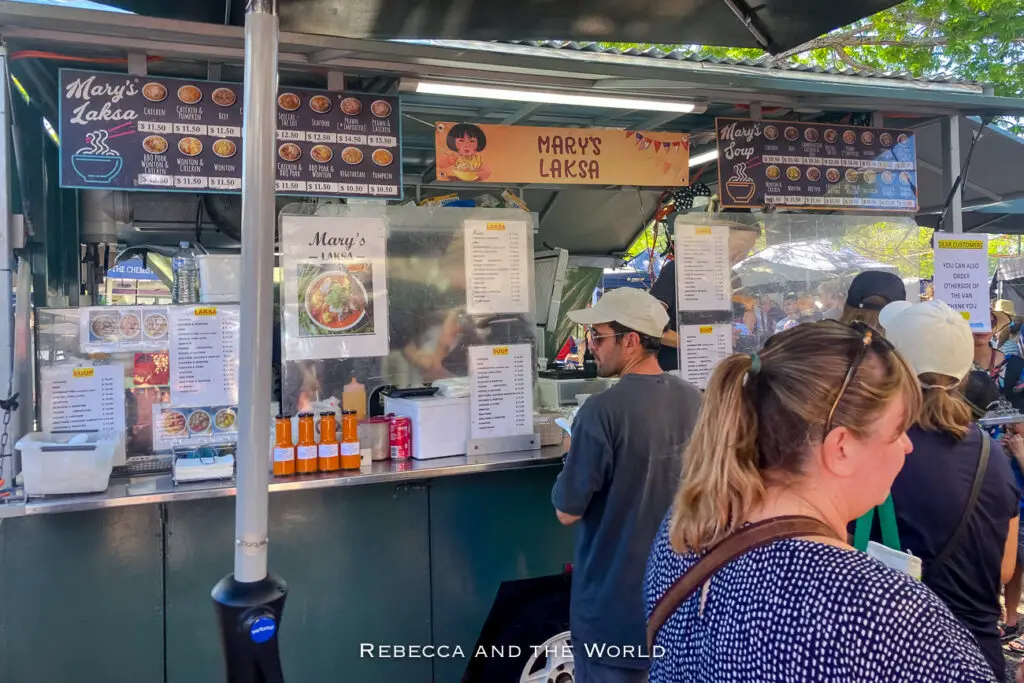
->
[171, 241, 199, 303]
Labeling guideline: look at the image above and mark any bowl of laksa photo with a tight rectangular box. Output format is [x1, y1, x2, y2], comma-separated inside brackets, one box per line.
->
[298, 264, 373, 336]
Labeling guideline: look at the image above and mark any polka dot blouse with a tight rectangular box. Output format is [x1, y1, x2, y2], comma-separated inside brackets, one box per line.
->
[644, 514, 998, 682]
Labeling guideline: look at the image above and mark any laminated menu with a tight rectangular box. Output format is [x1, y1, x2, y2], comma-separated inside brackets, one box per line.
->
[59, 69, 402, 199]
[40, 364, 126, 434]
[464, 219, 530, 315]
[79, 306, 169, 353]
[468, 344, 534, 440]
[679, 324, 733, 390]
[168, 305, 240, 407]
[674, 223, 731, 312]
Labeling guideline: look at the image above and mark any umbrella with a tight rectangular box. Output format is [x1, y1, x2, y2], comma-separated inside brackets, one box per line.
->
[735, 239, 896, 289]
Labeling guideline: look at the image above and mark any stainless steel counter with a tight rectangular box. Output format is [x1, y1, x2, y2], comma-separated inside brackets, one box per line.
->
[0, 447, 563, 519]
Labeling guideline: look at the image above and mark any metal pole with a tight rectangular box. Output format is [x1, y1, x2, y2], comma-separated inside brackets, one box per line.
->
[213, 3, 287, 680]
[235, 0, 278, 583]
[0, 46, 15, 488]
[941, 115, 963, 234]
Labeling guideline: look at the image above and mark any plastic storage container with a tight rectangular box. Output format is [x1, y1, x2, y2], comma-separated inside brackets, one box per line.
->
[197, 254, 241, 303]
[16, 431, 123, 496]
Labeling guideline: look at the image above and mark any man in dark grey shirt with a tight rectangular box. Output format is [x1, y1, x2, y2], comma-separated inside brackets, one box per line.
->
[552, 287, 702, 682]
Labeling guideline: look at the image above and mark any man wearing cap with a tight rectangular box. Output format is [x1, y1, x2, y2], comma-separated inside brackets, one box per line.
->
[552, 287, 702, 683]
[839, 270, 907, 326]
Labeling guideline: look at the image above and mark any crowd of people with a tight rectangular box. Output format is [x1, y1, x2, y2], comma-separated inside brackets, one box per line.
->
[551, 268, 1024, 682]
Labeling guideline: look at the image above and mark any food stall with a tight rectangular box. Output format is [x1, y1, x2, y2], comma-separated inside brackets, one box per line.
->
[1, 2, 1024, 682]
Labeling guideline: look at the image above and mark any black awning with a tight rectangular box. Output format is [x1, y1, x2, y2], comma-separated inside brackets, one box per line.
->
[98, 0, 902, 55]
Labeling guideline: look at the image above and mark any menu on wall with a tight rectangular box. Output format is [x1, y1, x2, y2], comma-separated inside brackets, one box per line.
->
[40, 364, 126, 433]
[674, 222, 732, 312]
[679, 325, 733, 390]
[59, 69, 402, 199]
[932, 235, 991, 332]
[279, 214, 390, 361]
[168, 305, 240, 406]
[464, 219, 531, 315]
[468, 344, 534, 440]
[716, 117, 918, 212]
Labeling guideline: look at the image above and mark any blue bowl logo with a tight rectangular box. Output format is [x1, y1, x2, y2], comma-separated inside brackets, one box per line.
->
[71, 154, 123, 184]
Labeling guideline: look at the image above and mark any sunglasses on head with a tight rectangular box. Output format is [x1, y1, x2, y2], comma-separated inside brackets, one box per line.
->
[818, 319, 895, 435]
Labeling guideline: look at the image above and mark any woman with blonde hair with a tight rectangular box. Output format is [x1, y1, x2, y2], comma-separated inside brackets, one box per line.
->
[644, 320, 997, 682]
[879, 300, 1019, 681]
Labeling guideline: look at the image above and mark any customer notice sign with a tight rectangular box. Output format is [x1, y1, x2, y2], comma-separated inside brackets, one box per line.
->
[932, 235, 989, 332]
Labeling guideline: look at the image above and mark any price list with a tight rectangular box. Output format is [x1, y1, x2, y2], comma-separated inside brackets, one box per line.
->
[675, 223, 732, 312]
[464, 219, 531, 316]
[40, 364, 127, 433]
[168, 305, 240, 406]
[468, 344, 534, 440]
[59, 70, 402, 199]
[680, 325, 733, 390]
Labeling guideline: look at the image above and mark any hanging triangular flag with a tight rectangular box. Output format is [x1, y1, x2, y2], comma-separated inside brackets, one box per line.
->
[625, 130, 634, 138]
[635, 132, 643, 140]
[654, 141, 662, 152]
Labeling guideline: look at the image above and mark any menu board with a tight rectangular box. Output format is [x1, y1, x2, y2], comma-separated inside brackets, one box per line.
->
[468, 344, 534, 440]
[674, 223, 731, 312]
[679, 324, 733, 390]
[933, 235, 991, 332]
[716, 118, 918, 212]
[79, 306, 169, 353]
[168, 305, 240, 406]
[40, 364, 126, 434]
[59, 69, 402, 199]
[464, 219, 531, 315]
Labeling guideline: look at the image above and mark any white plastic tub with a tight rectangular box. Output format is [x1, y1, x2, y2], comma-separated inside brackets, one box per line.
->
[16, 431, 123, 496]
[197, 254, 241, 303]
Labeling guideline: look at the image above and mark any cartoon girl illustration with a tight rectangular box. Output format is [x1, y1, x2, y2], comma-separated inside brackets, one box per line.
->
[438, 123, 491, 182]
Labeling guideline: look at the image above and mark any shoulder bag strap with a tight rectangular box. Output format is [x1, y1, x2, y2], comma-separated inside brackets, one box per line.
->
[646, 515, 838, 652]
[852, 494, 902, 552]
[929, 429, 991, 574]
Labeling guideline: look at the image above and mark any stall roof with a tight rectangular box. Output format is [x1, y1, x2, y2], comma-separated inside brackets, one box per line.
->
[41, 0, 904, 55]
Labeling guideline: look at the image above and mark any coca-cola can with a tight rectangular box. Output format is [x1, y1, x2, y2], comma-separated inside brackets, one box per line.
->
[389, 415, 412, 461]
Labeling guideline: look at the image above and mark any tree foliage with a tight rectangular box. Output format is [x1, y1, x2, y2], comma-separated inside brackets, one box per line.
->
[602, 0, 1024, 98]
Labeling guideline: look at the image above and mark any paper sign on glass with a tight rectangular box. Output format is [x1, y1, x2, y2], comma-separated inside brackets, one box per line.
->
[40, 364, 127, 434]
[468, 344, 534, 440]
[932, 235, 990, 332]
[464, 219, 531, 316]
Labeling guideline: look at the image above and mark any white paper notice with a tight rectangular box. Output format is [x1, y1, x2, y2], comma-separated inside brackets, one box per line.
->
[465, 220, 530, 315]
[468, 344, 534, 440]
[168, 305, 240, 406]
[680, 324, 733, 390]
[674, 222, 732, 312]
[40, 364, 126, 433]
[280, 214, 390, 361]
[933, 235, 990, 332]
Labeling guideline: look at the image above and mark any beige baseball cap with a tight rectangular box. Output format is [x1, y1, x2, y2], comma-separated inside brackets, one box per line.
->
[881, 300, 974, 380]
[568, 288, 670, 339]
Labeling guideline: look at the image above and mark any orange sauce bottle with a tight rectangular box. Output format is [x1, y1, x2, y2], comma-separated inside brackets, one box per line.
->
[340, 410, 361, 470]
[296, 412, 318, 474]
[273, 414, 296, 477]
[318, 411, 340, 472]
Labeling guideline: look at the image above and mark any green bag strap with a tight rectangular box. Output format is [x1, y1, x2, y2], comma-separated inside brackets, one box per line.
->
[853, 494, 901, 552]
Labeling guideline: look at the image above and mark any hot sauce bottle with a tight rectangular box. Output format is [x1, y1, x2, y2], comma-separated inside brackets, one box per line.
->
[318, 411, 341, 472]
[341, 410, 361, 470]
[273, 414, 296, 477]
[296, 412, 318, 474]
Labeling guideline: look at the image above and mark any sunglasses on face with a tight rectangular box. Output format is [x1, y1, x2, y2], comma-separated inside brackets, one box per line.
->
[818, 319, 896, 435]
[585, 326, 625, 346]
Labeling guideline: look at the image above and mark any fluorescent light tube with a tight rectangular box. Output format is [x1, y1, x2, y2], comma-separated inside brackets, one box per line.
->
[689, 149, 719, 166]
[411, 81, 696, 114]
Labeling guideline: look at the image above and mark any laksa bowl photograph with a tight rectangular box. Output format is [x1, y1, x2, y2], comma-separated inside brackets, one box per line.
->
[296, 262, 374, 338]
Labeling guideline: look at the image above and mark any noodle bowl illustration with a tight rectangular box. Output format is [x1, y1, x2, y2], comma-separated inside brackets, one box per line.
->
[726, 162, 756, 203]
[71, 129, 123, 184]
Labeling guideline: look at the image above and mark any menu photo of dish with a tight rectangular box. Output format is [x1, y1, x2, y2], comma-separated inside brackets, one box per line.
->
[152, 403, 238, 452]
[295, 261, 375, 338]
[80, 306, 169, 353]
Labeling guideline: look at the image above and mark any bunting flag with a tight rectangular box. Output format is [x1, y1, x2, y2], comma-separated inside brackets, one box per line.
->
[625, 130, 691, 152]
